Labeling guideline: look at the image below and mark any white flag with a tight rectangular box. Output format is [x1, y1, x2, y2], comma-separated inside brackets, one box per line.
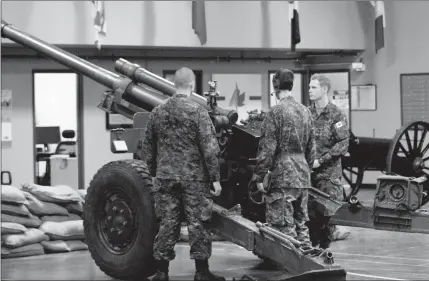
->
[92, 1, 107, 49]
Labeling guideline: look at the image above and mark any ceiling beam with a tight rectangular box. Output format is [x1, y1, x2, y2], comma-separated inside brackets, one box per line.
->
[1, 43, 362, 62]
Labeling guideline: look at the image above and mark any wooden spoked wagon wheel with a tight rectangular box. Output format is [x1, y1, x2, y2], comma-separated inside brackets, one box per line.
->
[386, 121, 429, 206]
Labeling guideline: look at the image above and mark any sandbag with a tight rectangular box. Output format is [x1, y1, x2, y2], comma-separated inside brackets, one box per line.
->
[63, 201, 83, 215]
[39, 220, 84, 240]
[24, 191, 69, 216]
[2, 213, 42, 228]
[66, 240, 88, 251]
[40, 213, 81, 223]
[2, 243, 45, 258]
[2, 228, 49, 248]
[1, 203, 31, 217]
[21, 183, 83, 204]
[1, 185, 29, 205]
[1, 222, 27, 235]
[41, 240, 88, 253]
[77, 189, 86, 200]
[41, 240, 70, 253]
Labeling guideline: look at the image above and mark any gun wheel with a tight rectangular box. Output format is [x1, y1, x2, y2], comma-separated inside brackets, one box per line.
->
[83, 159, 157, 280]
[386, 121, 429, 206]
[341, 165, 364, 201]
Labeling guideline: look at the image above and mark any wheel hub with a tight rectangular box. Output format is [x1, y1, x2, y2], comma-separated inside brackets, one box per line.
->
[100, 194, 136, 253]
[413, 157, 424, 174]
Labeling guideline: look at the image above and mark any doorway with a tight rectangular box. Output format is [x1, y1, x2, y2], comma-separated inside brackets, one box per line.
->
[306, 70, 351, 126]
[32, 71, 83, 190]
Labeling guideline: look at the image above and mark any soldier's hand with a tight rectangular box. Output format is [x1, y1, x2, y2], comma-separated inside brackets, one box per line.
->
[211, 181, 222, 196]
[256, 182, 266, 193]
[313, 160, 321, 169]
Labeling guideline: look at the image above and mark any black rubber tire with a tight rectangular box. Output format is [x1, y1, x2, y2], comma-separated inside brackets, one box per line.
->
[83, 159, 157, 280]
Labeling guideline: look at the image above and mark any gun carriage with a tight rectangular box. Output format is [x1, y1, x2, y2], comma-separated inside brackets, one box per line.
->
[334, 122, 429, 233]
[342, 122, 429, 203]
[1, 21, 346, 281]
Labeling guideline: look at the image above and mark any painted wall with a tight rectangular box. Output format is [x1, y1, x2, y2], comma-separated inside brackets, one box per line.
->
[2, 1, 429, 187]
[1, 1, 365, 49]
[350, 1, 429, 183]
[0, 58, 306, 188]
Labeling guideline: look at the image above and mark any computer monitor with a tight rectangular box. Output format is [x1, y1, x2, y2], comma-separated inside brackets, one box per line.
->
[35, 126, 61, 145]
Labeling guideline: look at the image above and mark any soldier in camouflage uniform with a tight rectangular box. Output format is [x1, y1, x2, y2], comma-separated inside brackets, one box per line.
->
[307, 73, 351, 249]
[142, 67, 225, 281]
[253, 69, 316, 251]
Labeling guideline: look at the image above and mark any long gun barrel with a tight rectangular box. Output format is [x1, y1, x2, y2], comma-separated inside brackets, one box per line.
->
[114, 58, 239, 125]
[1, 21, 167, 118]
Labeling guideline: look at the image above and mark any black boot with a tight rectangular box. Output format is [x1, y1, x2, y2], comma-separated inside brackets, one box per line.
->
[152, 260, 169, 281]
[194, 260, 225, 281]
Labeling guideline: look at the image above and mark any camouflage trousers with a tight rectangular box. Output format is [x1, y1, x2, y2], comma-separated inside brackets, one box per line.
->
[307, 177, 344, 248]
[265, 188, 311, 246]
[152, 178, 213, 261]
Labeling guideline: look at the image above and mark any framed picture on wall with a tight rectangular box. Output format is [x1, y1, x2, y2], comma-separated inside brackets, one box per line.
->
[163, 70, 203, 96]
[268, 71, 303, 107]
[351, 84, 377, 111]
[106, 112, 133, 130]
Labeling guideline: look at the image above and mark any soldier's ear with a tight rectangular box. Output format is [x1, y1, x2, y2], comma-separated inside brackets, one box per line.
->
[322, 85, 329, 94]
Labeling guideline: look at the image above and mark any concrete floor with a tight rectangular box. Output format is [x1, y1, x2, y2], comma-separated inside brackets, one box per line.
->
[3, 188, 429, 281]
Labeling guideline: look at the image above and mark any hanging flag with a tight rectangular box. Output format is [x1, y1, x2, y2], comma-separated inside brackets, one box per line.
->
[91, 0, 107, 50]
[370, 1, 386, 53]
[288, 1, 301, 52]
[192, 0, 207, 45]
[229, 83, 245, 109]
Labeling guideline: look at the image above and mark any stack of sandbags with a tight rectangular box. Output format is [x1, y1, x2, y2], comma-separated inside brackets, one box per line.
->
[20, 183, 88, 254]
[1, 185, 48, 258]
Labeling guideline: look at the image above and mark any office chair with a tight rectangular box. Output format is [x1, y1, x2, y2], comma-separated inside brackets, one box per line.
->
[55, 130, 77, 156]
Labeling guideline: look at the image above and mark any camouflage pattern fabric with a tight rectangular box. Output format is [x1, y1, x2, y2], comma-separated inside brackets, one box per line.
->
[253, 95, 316, 189]
[308, 178, 344, 247]
[307, 102, 349, 248]
[253, 95, 315, 246]
[265, 188, 311, 246]
[142, 94, 221, 182]
[152, 179, 213, 261]
[141, 93, 220, 261]
[309, 102, 349, 181]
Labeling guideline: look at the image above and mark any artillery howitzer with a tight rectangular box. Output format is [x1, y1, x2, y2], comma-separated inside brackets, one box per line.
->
[1, 21, 346, 280]
[334, 121, 429, 233]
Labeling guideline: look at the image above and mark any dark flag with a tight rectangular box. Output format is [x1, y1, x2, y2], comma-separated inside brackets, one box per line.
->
[289, 1, 301, 52]
[192, 0, 207, 45]
[371, 1, 386, 53]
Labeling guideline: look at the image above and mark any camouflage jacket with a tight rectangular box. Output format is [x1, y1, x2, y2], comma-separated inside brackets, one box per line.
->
[142, 94, 221, 182]
[309, 102, 349, 181]
[253, 96, 316, 189]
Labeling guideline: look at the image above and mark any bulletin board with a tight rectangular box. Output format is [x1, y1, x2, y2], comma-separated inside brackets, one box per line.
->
[351, 85, 377, 111]
[400, 73, 429, 126]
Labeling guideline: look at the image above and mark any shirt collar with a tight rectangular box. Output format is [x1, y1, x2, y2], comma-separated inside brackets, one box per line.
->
[279, 95, 295, 103]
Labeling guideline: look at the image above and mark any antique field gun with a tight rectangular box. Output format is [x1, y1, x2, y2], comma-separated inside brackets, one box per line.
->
[1, 21, 346, 281]
[334, 121, 429, 233]
[342, 122, 429, 203]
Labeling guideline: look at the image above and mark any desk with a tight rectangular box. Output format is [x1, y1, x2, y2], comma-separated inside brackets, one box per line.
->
[36, 152, 54, 185]
[50, 155, 79, 190]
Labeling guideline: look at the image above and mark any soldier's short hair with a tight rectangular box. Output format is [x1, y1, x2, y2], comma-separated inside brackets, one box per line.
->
[273, 69, 294, 91]
[310, 73, 331, 93]
[174, 67, 195, 90]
